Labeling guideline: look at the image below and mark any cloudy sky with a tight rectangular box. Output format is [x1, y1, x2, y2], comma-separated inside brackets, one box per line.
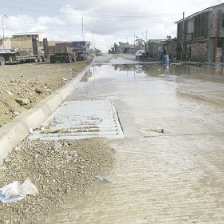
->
[1, 0, 223, 51]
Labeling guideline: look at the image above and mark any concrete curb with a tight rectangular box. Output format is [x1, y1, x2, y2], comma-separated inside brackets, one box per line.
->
[0, 59, 95, 164]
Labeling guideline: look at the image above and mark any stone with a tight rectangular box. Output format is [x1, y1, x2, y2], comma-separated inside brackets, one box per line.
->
[35, 89, 43, 94]
[15, 98, 30, 106]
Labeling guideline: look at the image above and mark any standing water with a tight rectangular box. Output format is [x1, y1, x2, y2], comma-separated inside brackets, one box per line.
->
[44, 61, 224, 224]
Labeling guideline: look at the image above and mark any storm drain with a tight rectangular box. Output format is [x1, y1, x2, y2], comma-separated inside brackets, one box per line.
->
[30, 100, 123, 140]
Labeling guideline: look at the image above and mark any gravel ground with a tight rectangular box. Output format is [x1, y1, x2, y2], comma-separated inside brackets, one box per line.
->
[0, 138, 114, 224]
[0, 58, 93, 127]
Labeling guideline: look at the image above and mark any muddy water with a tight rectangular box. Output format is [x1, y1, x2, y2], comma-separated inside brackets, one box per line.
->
[44, 62, 224, 223]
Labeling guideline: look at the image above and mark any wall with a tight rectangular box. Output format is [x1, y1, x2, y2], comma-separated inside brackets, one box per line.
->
[215, 47, 222, 62]
[0, 38, 11, 49]
[187, 41, 208, 62]
[147, 41, 163, 59]
[163, 39, 177, 59]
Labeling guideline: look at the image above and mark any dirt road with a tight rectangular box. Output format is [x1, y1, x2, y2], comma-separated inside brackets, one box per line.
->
[44, 54, 224, 223]
[0, 58, 92, 127]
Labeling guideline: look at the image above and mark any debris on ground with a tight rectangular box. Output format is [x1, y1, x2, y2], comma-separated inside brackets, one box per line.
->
[15, 98, 30, 106]
[150, 128, 165, 134]
[35, 88, 43, 94]
[0, 138, 114, 223]
[0, 178, 38, 203]
[42, 128, 63, 134]
[95, 176, 111, 184]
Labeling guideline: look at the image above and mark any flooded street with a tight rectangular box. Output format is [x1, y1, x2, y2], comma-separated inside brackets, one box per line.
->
[45, 55, 224, 223]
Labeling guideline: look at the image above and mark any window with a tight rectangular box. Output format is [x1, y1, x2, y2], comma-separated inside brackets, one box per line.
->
[217, 39, 223, 48]
[222, 19, 224, 28]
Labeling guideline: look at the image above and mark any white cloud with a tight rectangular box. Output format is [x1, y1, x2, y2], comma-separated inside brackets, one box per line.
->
[37, 16, 65, 25]
[2, 0, 223, 51]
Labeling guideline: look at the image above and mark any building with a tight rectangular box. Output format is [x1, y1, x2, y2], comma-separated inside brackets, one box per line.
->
[0, 38, 11, 49]
[146, 39, 165, 59]
[162, 38, 178, 60]
[176, 3, 224, 62]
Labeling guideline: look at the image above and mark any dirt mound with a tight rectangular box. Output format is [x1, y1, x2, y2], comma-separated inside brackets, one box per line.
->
[0, 58, 92, 127]
[0, 138, 114, 223]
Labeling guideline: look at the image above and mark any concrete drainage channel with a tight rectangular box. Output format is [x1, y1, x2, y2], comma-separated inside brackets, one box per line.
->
[29, 100, 123, 140]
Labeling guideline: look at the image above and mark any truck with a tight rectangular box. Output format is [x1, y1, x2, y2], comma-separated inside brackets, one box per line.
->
[49, 42, 77, 63]
[71, 41, 89, 61]
[0, 34, 48, 65]
[0, 49, 16, 65]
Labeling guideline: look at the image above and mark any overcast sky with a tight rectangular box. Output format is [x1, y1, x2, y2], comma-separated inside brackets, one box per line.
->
[0, 0, 223, 51]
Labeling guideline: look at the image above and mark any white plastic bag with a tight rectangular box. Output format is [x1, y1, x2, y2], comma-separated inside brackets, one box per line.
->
[0, 178, 38, 203]
[21, 178, 38, 196]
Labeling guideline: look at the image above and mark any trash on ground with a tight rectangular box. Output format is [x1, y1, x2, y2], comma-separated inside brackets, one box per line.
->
[41, 121, 53, 129]
[95, 176, 111, 184]
[62, 77, 67, 81]
[150, 128, 165, 134]
[0, 178, 38, 203]
[42, 128, 63, 134]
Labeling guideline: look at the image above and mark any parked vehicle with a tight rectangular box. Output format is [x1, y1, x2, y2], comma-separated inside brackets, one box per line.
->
[136, 50, 146, 60]
[0, 36, 47, 65]
[71, 41, 89, 61]
[49, 42, 76, 63]
[0, 49, 16, 65]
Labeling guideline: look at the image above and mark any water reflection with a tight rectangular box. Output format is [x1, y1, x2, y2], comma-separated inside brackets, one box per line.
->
[80, 69, 93, 82]
[82, 63, 224, 84]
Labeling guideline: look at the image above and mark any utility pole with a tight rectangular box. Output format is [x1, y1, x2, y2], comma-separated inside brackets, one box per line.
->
[146, 29, 148, 42]
[145, 29, 148, 52]
[2, 15, 5, 48]
[81, 17, 84, 41]
[134, 33, 136, 54]
[182, 12, 185, 61]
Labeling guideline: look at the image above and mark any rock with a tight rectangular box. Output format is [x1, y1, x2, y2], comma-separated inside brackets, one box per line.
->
[7, 91, 13, 96]
[15, 146, 21, 152]
[95, 176, 111, 184]
[15, 98, 30, 106]
[10, 109, 19, 116]
[35, 89, 43, 94]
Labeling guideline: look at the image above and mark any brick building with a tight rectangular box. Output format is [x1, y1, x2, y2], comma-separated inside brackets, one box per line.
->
[176, 3, 224, 62]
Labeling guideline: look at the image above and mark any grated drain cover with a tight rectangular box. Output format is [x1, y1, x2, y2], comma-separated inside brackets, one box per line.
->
[29, 100, 123, 140]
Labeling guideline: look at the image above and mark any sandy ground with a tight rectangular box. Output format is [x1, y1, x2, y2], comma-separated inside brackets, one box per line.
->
[0, 58, 92, 127]
[0, 138, 114, 224]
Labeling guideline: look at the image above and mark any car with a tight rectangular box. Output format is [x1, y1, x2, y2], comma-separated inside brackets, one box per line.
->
[136, 50, 146, 60]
